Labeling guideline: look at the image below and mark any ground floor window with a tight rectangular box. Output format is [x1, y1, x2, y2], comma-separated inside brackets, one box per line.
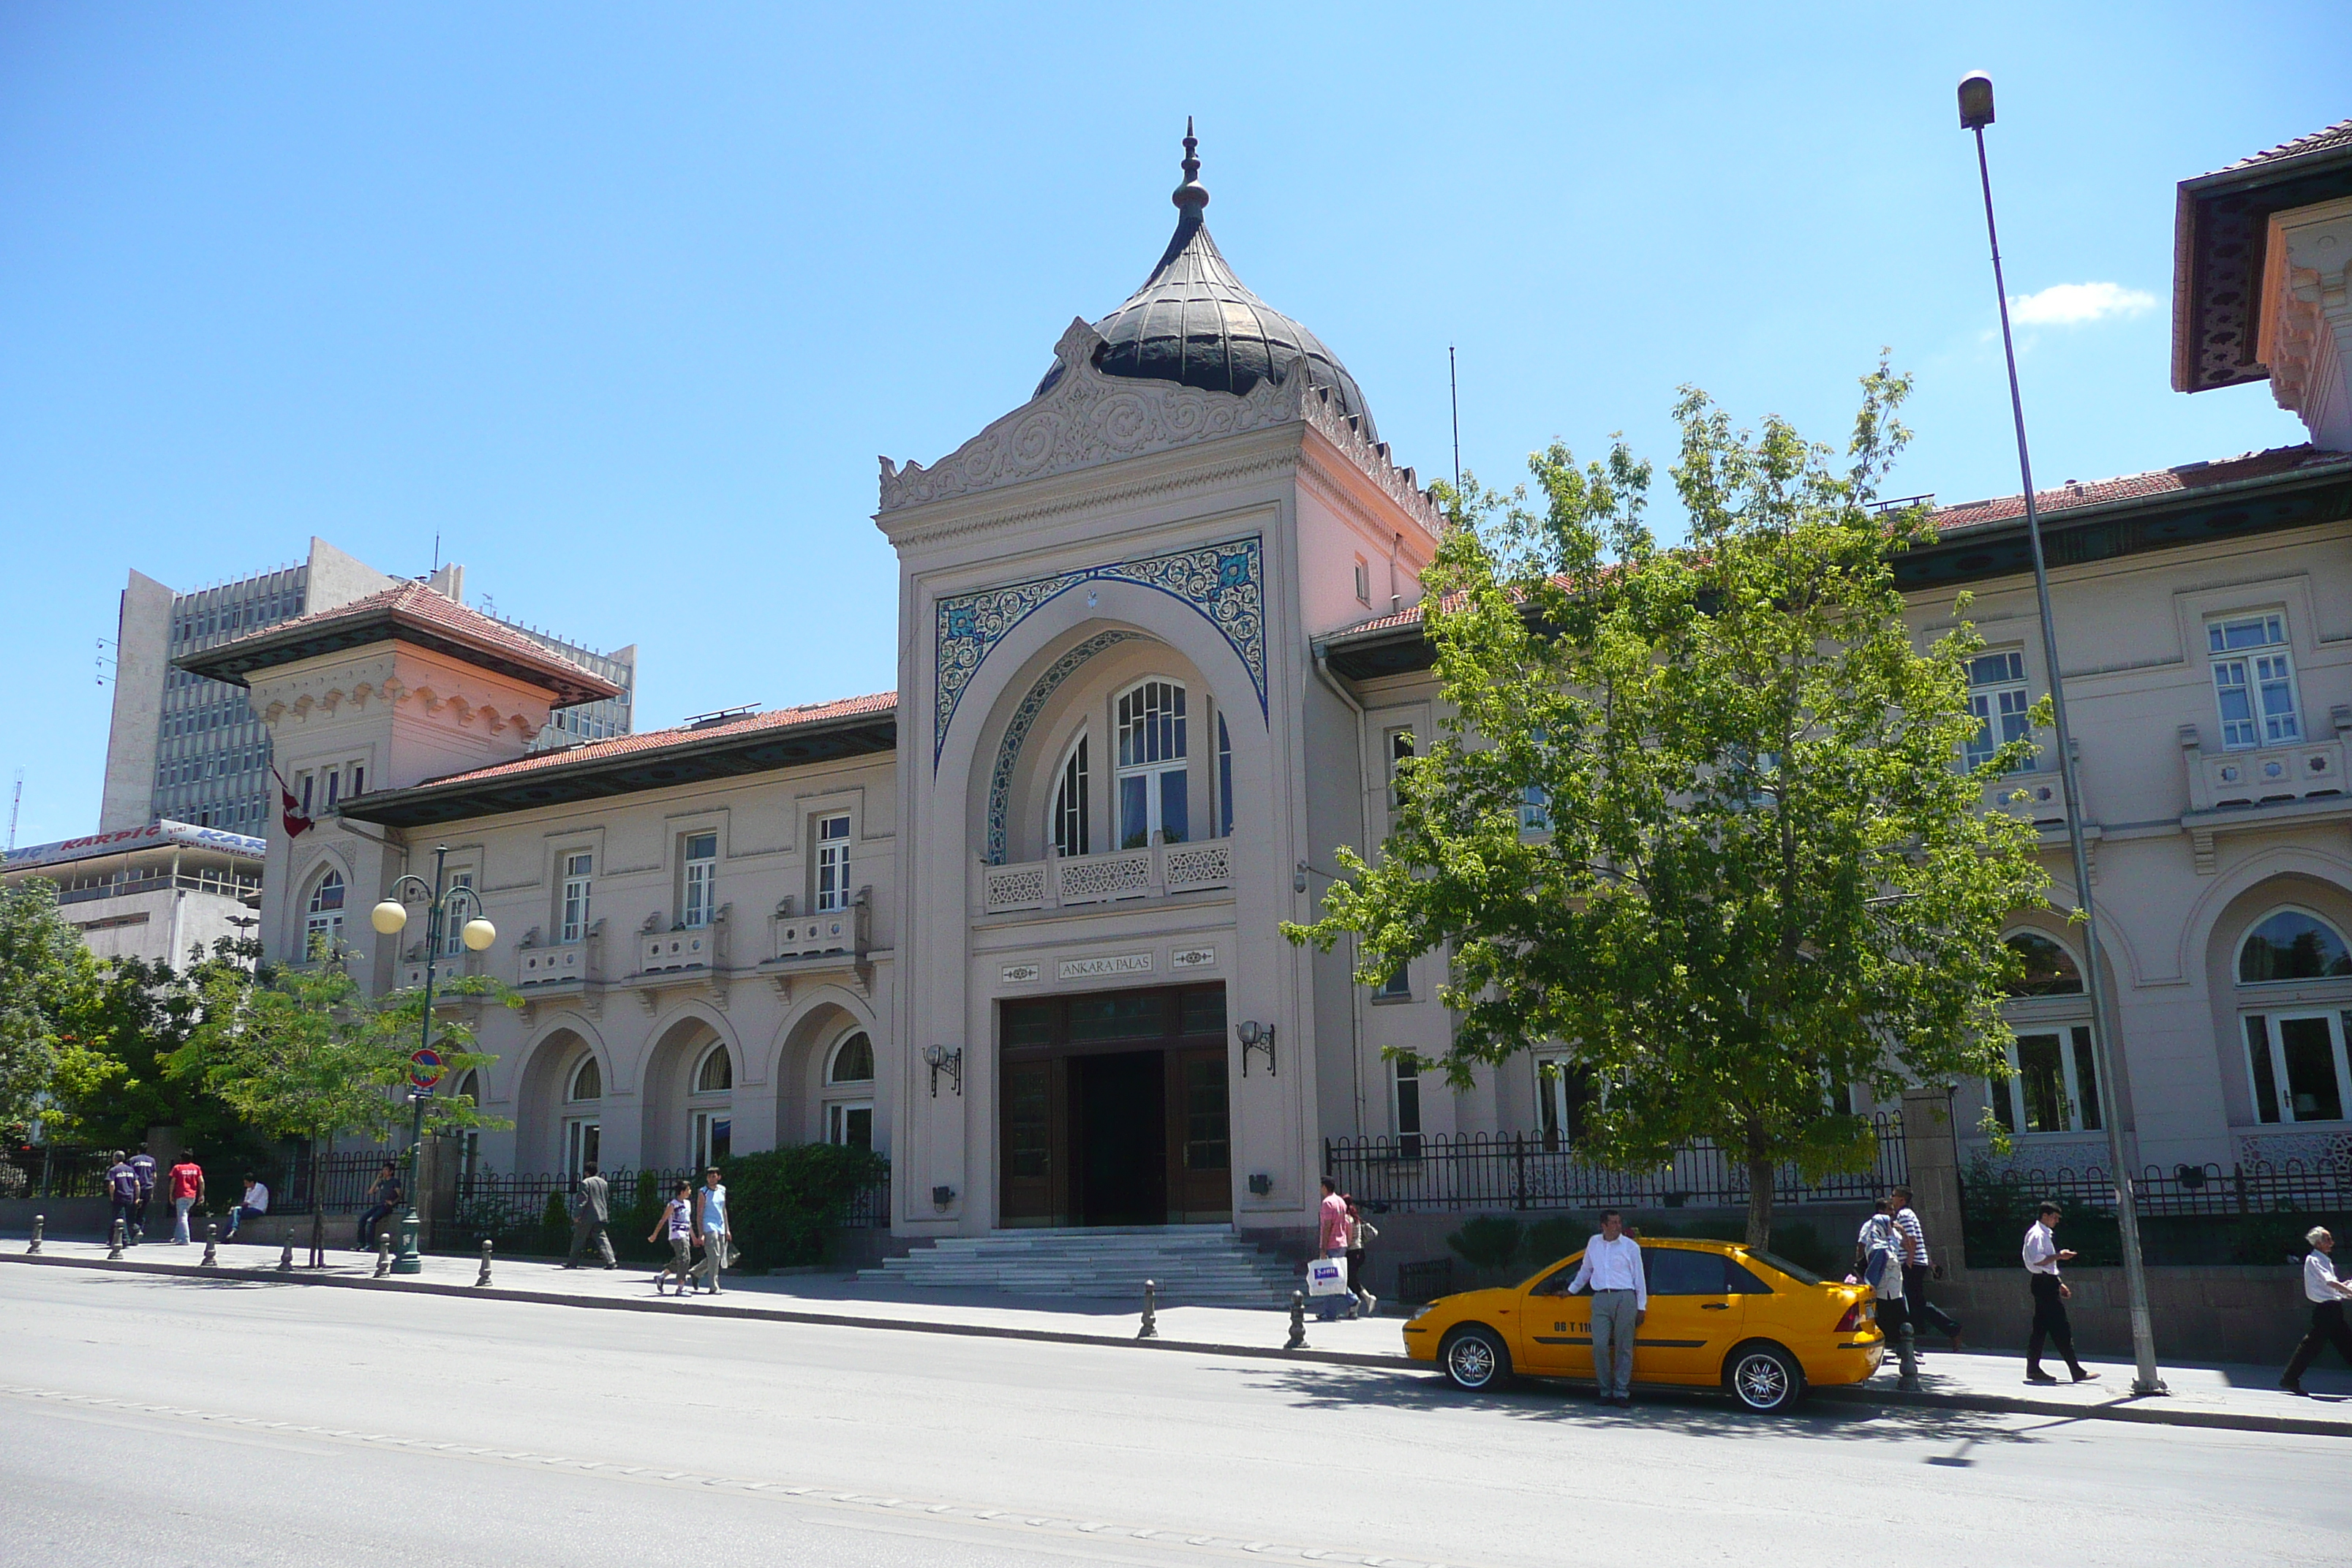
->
[2244, 1011, 2351, 1124]
[691, 1109, 732, 1168]
[826, 1101, 873, 1150]
[1991, 1025, 2100, 1134]
[1535, 1054, 1594, 1149]
[563, 1117, 600, 1177]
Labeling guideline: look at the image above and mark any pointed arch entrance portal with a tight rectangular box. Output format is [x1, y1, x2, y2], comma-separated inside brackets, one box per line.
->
[998, 983, 1230, 1226]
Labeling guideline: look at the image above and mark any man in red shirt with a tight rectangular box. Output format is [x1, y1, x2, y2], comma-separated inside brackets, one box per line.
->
[1314, 1176, 1352, 1322]
[166, 1156, 206, 1245]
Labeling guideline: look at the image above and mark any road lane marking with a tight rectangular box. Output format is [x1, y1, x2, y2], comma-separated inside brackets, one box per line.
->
[1, 1382, 1466, 1567]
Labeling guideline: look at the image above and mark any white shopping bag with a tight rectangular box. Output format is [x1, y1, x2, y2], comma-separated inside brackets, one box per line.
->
[1305, 1256, 1349, 1297]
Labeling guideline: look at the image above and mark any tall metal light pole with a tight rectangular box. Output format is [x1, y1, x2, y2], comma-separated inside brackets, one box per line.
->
[369, 845, 494, 1276]
[1959, 71, 2164, 1396]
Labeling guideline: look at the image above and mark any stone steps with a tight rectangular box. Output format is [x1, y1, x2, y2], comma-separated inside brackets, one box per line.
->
[859, 1225, 1305, 1305]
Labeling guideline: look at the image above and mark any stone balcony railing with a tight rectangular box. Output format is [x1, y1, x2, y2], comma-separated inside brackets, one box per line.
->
[1984, 767, 2070, 830]
[980, 836, 1233, 915]
[638, 927, 716, 973]
[2181, 724, 2348, 813]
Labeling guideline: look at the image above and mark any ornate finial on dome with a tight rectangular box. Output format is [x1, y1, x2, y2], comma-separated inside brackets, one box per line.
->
[1173, 116, 1208, 214]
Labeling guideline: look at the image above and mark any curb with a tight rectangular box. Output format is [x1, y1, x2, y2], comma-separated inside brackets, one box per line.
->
[9, 1250, 2346, 1437]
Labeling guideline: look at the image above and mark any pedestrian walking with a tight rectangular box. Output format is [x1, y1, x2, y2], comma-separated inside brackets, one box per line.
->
[166, 1155, 206, 1245]
[1890, 1184, 1964, 1350]
[1346, 1201, 1379, 1319]
[692, 1167, 730, 1295]
[104, 1152, 143, 1245]
[355, 1162, 404, 1251]
[1566, 1209, 1647, 1408]
[563, 1163, 617, 1269]
[1313, 1177, 1352, 1322]
[1855, 1199, 1909, 1344]
[2280, 1226, 2352, 1396]
[2022, 1202, 2097, 1385]
[648, 1181, 696, 1295]
[129, 1144, 157, 1242]
[224, 1173, 269, 1240]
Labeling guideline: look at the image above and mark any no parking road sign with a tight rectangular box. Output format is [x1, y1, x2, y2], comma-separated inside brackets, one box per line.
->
[407, 1047, 445, 1093]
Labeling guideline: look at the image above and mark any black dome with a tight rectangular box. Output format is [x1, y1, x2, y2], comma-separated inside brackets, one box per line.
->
[1037, 129, 1376, 443]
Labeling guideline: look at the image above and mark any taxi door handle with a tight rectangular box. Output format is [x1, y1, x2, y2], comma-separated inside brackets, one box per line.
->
[1700, 1303, 1731, 1311]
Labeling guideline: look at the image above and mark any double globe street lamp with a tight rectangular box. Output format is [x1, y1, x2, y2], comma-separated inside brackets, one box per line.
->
[370, 845, 494, 1276]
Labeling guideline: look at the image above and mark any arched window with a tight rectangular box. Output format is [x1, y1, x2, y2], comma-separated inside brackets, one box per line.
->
[453, 1068, 480, 1106]
[2003, 932, 2084, 996]
[568, 1055, 603, 1103]
[2237, 910, 2352, 984]
[304, 870, 345, 954]
[1115, 679, 1188, 848]
[1051, 733, 1090, 857]
[695, 1044, 734, 1094]
[829, 1031, 875, 1085]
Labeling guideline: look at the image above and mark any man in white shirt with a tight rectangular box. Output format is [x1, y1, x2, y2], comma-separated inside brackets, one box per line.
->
[2280, 1226, 2352, 1396]
[1567, 1210, 1647, 1408]
[224, 1173, 269, 1240]
[2021, 1202, 2095, 1385]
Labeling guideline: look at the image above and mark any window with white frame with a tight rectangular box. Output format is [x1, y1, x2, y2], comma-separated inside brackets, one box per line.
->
[1964, 649, 2034, 772]
[2237, 909, 2352, 984]
[1385, 725, 1415, 814]
[1353, 558, 1371, 605]
[690, 1044, 734, 1168]
[440, 873, 475, 956]
[1051, 735, 1090, 858]
[1991, 1026, 2102, 1135]
[815, 814, 852, 911]
[1395, 1055, 1423, 1158]
[1535, 1054, 1596, 1150]
[1115, 679, 1188, 848]
[1373, 962, 1410, 1001]
[559, 852, 593, 944]
[304, 870, 344, 956]
[1216, 714, 1234, 838]
[825, 1031, 875, 1150]
[2243, 1013, 2351, 1124]
[563, 1055, 601, 1177]
[682, 832, 718, 928]
[2208, 613, 2301, 750]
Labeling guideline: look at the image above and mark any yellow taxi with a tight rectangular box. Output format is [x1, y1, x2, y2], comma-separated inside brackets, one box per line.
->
[1400, 1236, 1883, 1412]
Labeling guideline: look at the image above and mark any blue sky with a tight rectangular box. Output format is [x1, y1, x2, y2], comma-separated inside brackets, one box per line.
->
[1, 4, 2341, 846]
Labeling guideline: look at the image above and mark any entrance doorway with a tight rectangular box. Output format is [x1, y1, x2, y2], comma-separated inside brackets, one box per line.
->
[999, 983, 1230, 1227]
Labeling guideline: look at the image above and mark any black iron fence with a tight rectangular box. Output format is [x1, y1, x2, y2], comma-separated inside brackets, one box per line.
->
[1, 1145, 115, 1200]
[1964, 1158, 2352, 1218]
[273, 1150, 402, 1213]
[841, 1172, 891, 1229]
[1324, 1113, 1907, 1214]
[1959, 1158, 2352, 1268]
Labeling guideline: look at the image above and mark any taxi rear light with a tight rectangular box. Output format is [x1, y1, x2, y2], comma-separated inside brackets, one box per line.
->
[1834, 1302, 1861, 1333]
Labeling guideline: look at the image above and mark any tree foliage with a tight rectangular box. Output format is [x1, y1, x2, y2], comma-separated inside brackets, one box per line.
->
[1289, 368, 2048, 1245]
[0, 879, 126, 1138]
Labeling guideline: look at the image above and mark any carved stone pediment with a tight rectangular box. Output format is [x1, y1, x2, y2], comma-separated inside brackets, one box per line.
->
[878, 318, 1297, 513]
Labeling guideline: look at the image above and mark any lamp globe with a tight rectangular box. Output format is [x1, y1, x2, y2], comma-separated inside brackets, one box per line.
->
[461, 917, 498, 952]
[370, 900, 409, 935]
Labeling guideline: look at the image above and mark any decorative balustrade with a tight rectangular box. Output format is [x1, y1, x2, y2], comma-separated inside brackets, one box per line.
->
[519, 944, 589, 987]
[1984, 770, 2069, 829]
[980, 836, 1234, 914]
[2182, 728, 2347, 813]
[638, 929, 714, 973]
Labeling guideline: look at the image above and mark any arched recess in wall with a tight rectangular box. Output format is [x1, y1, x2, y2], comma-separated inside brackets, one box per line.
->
[2214, 890, 2352, 1135]
[770, 990, 878, 1150]
[512, 1023, 606, 1177]
[639, 1009, 735, 1172]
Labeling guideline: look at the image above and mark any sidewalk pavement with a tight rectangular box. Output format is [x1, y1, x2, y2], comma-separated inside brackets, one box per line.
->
[7, 1235, 2349, 1437]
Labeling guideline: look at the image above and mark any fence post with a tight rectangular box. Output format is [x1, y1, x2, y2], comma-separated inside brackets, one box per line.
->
[1512, 1133, 1526, 1212]
[2234, 1163, 2247, 1215]
[1898, 1087, 1967, 1279]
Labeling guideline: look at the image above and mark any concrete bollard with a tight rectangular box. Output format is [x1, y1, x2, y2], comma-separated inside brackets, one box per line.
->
[27, 1215, 42, 1255]
[1896, 1320, 1921, 1391]
[373, 1230, 394, 1278]
[200, 1223, 219, 1268]
[108, 1219, 125, 1260]
[1286, 1290, 1307, 1351]
[1137, 1278, 1158, 1340]
[277, 1234, 295, 1273]
[474, 1239, 494, 1288]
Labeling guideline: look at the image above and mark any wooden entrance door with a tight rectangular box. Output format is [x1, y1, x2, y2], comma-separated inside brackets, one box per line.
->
[1166, 1047, 1230, 1221]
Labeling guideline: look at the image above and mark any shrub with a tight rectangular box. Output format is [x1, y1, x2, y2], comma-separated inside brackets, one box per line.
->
[1446, 1215, 1524, 1276]
[1520, 1215, 1585, 1267]
[720, 1144, 889, 1271]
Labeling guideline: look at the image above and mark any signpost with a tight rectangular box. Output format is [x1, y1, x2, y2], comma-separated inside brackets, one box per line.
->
[408, 1048, 445, 1093]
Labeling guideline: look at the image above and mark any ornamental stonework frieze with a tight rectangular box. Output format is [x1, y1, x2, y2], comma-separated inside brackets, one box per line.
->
[932, 535, 1263, 769]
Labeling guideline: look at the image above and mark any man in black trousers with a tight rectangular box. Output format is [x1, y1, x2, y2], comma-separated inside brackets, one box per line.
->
[2022, 1201, 2096, 1385]
[1890, 1185, 1964, 1350]
[2281, 1226, 2352, 1396]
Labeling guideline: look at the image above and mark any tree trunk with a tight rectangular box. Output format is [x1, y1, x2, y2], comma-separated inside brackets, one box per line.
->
[307, 1143, 325, 1268]
[1744, 1136, 1775, 1251]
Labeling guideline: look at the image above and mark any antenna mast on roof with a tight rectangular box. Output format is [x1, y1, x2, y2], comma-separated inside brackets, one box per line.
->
[7, 770, 20, 853]
[1448, 346, 1462, 494]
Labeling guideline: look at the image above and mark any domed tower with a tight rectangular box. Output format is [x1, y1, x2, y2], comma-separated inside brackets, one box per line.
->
[1037, 121, 1377, 442]
[878, 127, 1441, 1249]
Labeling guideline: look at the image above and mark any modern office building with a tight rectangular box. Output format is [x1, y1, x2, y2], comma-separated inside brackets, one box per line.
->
[2, 818, 264, 967]
[99, 538, 636, 836]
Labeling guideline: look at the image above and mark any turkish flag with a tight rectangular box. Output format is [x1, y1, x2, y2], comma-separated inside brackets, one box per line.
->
[272, 769, 312, 838]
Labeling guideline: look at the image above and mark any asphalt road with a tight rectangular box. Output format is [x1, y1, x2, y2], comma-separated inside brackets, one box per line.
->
[3, 1267, 2344, 1568]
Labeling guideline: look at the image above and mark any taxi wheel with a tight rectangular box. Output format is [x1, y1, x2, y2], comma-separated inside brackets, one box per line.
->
[1725, 1341, 1805, 1414]
[1439, 1325, 1510, 1391]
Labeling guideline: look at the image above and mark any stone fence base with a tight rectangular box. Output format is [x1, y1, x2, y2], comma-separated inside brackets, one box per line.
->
[1921, 1262, 2309, 1365]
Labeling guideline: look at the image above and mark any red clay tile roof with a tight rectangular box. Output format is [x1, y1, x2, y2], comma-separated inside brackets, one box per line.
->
[412, 690, 899, 790]
[178, 581, 625, 706]
[1928, 445, 2350, 534]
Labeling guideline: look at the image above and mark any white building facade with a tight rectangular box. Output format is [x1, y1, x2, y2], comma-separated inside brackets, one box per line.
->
[181, 124, 2352, 1241]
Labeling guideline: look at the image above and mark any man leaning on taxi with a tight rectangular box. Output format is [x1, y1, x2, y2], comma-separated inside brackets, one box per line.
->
[1567, 1210, 1647, 1408]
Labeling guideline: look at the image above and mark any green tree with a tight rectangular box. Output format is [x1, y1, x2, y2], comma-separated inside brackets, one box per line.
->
[166, 947, 514, 1257]
[1289, 368, 2048, 1248]
[0, 879, 126, 1139]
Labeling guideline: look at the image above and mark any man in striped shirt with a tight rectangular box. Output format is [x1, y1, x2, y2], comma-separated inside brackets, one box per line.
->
[1890, 1185, 1963, 1351]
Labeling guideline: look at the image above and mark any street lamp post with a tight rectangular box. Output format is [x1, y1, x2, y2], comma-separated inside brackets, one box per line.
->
[1958, 71, 2166, 1397]
[369, 845, 495, 1278]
